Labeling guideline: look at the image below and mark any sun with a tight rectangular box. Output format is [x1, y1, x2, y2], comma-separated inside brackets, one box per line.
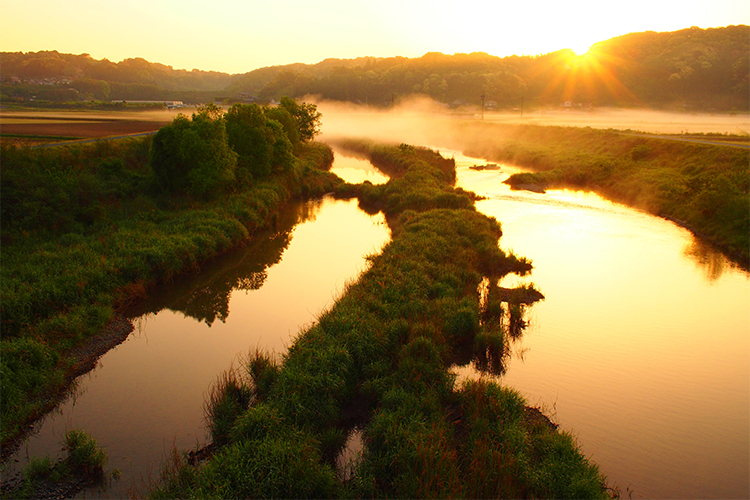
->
[571, 44, 592, 57]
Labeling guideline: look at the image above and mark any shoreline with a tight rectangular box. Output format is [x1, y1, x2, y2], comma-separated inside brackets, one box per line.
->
[1, 316, 133, 463]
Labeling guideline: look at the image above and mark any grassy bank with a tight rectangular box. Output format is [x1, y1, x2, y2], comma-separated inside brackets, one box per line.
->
[0, 122, 341, 449]
[451, 122, 750, 266]
[150, 142, 612, 498]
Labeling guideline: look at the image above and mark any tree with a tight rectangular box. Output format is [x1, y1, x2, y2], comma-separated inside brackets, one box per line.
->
[264, 105, 300, 146]
[150, 108, 237, 198]
[278, 97, 322, 142]
[225, 103, 294, 183]
[225, 103, 273, 182]
[71, 78, 110, 100]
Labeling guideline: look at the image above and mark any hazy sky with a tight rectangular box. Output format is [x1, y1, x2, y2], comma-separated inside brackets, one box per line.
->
[1, 0, 749, 74]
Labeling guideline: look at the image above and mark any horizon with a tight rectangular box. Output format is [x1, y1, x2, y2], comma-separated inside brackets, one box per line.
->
[1, 0, 749, 75]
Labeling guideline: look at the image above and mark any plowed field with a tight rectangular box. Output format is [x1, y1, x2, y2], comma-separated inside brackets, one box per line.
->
[1, 112, 175, 146]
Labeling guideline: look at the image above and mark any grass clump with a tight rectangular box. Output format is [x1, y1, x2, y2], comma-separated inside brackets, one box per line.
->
[1, 430, 107, 499]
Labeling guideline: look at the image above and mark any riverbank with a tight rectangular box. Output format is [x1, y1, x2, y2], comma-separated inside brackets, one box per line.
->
[446, 122, 749, 267]
[0, 316, 133, 462]
[0, 125, 342, 451]
[150, 142, 613, 498]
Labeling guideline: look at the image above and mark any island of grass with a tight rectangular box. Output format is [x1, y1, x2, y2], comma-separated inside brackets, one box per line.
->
[150, 142, 614, 498]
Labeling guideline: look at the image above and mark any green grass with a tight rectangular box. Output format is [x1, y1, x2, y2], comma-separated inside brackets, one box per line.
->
[149, 142, 611, 499]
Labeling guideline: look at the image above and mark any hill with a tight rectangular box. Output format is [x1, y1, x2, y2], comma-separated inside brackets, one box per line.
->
[2, 25, 748, 110]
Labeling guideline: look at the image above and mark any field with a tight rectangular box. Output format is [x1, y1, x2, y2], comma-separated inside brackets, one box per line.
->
[0, 110, 180, 146]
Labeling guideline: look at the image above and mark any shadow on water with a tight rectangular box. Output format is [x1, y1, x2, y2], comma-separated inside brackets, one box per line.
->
[124, 199, 325, 325]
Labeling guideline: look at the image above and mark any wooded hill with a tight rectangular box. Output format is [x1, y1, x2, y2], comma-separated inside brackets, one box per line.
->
[2, 25, 748, 110]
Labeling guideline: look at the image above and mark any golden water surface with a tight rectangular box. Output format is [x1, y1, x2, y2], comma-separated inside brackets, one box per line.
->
[446, 149, 750, 499]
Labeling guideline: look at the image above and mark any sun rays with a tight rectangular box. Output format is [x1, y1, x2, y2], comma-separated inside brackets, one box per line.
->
[538, 48, 640, 104]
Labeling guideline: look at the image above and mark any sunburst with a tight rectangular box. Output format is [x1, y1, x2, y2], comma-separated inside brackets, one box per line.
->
[537, 48, 640, 104]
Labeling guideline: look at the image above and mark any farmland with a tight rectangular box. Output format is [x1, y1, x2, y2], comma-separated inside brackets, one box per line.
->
[0, 111, 176, 146]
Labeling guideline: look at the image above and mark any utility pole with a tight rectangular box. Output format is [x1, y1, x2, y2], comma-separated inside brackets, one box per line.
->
[480, 93, 485, 120]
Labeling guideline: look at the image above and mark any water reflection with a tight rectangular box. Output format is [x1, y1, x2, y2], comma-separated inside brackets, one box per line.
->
[126, 200, 323, 325]
[468, 278, 543, 377]
[446, 148, 750, 499]
[329, 147, 389, 185]
[682, 235, 740, 282]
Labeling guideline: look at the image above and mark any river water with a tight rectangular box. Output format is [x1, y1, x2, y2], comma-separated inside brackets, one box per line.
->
[445, 149, 750, 499]
[5, 146, 749, 499]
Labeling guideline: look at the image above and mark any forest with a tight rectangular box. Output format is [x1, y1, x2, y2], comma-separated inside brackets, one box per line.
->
[2, 25, 747, 110]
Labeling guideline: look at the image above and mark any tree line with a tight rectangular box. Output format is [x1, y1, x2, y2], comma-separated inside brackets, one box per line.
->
[2, 25, 747, 110]
[241, 26, 748, 111]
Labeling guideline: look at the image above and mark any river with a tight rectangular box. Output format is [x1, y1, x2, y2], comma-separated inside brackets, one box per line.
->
[445, 148, 750, 499]
[4, 146, 748, 499]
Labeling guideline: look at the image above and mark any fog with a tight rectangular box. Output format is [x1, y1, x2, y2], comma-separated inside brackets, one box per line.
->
[314, 96, 750, 150]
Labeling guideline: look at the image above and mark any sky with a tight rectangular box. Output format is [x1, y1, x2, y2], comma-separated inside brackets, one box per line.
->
[1, 0, 749, 75]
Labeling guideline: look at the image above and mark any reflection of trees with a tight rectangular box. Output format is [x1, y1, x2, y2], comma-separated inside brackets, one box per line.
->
[682, 236, 738, 282]
[469, 279, 544, 376]
[127, 200, 323, 325]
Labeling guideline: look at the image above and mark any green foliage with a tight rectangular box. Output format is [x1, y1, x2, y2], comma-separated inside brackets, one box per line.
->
[0, 338, 61, 441]
[149, 108, 237, 197]
[152, 433, 338, 500]
[0, 129, 336, 448]
[264, 104, 301, 146]
[244, 350, 280, 401]
[4, 430, 107, 499]
[204, 370, 254, 446]
[64, 429, 107, 476]
[1, 138, 151, 235]
[278, 96, 322, 142]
